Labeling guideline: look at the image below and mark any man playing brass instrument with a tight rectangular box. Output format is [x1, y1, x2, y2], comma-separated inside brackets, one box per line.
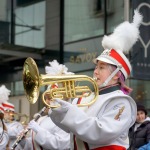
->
[49, 10, 142, 150]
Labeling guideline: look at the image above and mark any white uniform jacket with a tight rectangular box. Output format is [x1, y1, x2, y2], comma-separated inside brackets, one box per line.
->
[23, 115, 70, 150]
[5, 120, 23, 149]
[50, 86, 137, 150]
[0, 128, 9, 150]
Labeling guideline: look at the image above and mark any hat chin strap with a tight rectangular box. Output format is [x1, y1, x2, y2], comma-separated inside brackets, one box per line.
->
[99, 64, 122, 88]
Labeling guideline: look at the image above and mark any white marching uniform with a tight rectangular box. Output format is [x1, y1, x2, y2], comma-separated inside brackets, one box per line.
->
[23, 115, 70, 150]
[50, 86, 137, 150]
[0, 127, 9, 150]
[5, 120, 23, 149]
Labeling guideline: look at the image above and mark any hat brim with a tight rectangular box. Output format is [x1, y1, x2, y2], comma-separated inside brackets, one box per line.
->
[93, 56, 116, 66]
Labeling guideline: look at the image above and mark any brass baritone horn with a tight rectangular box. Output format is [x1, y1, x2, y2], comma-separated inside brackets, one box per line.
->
[23, 57, 99, 108]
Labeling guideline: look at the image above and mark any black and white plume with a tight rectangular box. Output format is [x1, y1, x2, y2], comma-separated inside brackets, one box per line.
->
[45, 60, 74, 75]
[102, 10, 143, 54]
[0, 85, 11, 104]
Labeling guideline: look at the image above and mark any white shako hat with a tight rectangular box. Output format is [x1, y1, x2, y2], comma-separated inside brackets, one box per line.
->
[94, 10, 143, 80]
[0, 104, 4, 114]
[0, 85, 11, 103]
[0, 85, 11, 113]
[2, 102, 15, 112]
[45, 60, 74, 90]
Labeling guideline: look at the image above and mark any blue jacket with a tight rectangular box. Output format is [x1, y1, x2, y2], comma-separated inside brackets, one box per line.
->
[138, 142, 150, 150]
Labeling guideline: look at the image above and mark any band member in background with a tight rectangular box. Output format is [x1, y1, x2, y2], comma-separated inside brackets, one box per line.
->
[49, 10, 142, 150]
[0, 104, 9, 150]
[0, 85, 11, 149]
[2, 101, 24, 150]
[17, 60, 72, 150]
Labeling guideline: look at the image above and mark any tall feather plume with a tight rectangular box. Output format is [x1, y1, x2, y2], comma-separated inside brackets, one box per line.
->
[45, 60, 74, 75]
[102, 9, 143, 54]
[0, 85, 11, 104]
[45, 60, 74, 90]
[132, 10, 143, 28]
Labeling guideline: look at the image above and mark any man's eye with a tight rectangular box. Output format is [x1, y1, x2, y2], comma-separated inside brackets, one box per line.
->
[99, 66, 103, 69]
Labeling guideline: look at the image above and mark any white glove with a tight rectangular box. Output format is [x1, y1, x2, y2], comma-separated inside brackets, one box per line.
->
[48, 98, 73, 123]
[28, 120, 41, 133]
[49, 98, 72, 113]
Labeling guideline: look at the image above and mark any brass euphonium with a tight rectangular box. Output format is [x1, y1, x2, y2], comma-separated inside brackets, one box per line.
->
[23, 57, 98, 108]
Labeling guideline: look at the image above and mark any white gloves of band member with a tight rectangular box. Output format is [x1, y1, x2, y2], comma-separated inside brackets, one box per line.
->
[51, 98, 72, 112]
[48, 98, 73, 122]
[28, 99, 72, 132]
[28, 120, 42, 133]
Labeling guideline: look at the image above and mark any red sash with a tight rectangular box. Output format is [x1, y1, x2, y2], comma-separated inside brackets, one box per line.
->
[92, 145, 126, 150]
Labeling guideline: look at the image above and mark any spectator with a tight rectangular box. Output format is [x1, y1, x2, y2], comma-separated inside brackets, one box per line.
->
[128, 104, 150, 150]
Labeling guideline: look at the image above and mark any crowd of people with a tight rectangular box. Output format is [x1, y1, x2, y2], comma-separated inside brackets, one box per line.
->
[0, 9, 149, 150]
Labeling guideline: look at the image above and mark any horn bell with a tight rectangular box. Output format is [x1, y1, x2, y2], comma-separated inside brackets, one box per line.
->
[23, 57, 40, 104]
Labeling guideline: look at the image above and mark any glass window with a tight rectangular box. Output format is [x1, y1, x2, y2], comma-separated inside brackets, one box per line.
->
[107, 0, 124, 33]
[3, 81, 24, 96]
[64, 0, 124, 43]
[130, 79, 150, 115]
[15, 1, 45, 48]
[64, 0, 105, 43]
[16, 0, 44, 6]
[14, 81, 24, 95]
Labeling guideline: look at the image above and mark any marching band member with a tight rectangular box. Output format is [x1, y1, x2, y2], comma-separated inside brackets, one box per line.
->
[0, 85, 11, 149]
[17, 60, 72, 150]
[0, 104, 9, 150]
[2, 101, 24, 149]
[49, 10, 142, 150]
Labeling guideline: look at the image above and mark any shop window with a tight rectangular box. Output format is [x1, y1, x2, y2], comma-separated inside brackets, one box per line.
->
[16, 0, 44, 7]
[93, 0, 114, 17]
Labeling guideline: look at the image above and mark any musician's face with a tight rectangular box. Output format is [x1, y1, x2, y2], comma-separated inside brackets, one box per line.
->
[93, 61, 117, 87]
[4, 110, 14, 121]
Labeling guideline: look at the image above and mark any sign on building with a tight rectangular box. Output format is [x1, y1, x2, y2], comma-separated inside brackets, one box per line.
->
[131, 0, 150, 79]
